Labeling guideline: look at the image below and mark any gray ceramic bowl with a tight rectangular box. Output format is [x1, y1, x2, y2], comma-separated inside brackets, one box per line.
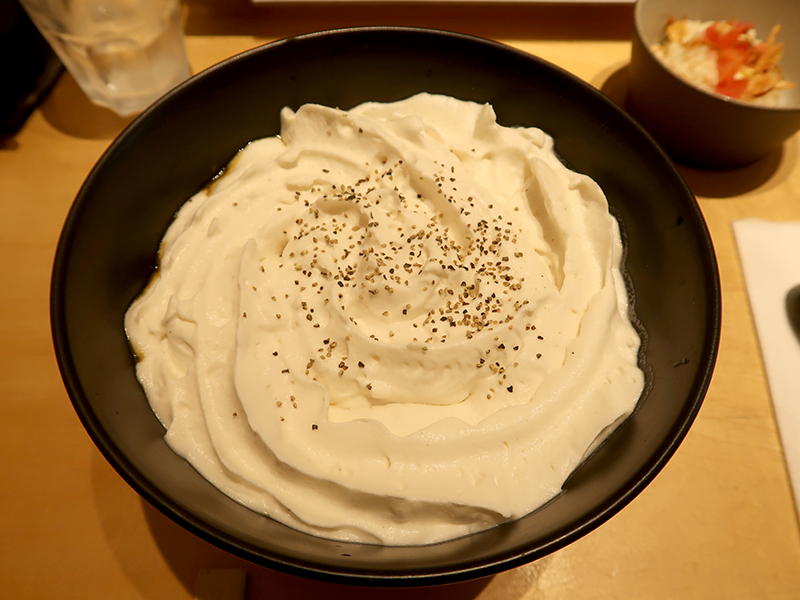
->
[51, 27, 720, 586]
[628, 0, 800, 169]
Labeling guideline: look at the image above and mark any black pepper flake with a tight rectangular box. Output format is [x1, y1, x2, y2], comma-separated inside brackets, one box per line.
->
[312, 424, 319, 430]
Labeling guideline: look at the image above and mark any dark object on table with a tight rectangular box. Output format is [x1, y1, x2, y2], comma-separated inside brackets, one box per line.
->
[0, 0, 63, 133]
[787, 284, 800, 338]
[50, 27, 721, 587]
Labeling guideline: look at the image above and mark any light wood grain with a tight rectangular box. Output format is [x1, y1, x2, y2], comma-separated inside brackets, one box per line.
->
[2, 1, 799, 598]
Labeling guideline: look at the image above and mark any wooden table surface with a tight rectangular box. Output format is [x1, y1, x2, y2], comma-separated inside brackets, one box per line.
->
[3, 1, 800, 598]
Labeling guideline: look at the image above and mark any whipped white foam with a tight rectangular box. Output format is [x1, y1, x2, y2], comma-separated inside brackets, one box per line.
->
[125, 93, 644, 545]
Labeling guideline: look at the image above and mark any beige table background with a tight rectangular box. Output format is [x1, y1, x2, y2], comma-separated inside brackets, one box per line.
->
[3, 1, 800, 597]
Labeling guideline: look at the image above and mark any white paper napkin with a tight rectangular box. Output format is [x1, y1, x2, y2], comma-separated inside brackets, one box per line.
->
[733, 219, 800, 518]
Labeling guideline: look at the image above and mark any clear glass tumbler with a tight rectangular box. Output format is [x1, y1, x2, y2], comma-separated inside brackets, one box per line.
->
[17, 0, 192, 116]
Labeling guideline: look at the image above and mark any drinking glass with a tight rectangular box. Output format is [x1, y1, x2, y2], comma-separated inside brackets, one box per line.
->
[18, 0, 192, 116]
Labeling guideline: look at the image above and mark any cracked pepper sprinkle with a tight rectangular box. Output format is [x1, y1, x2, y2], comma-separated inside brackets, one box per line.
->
[262, 154, 543, 405]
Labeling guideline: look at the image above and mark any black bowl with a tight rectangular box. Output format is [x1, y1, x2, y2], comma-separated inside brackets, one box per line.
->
[51, 27, 720, 587]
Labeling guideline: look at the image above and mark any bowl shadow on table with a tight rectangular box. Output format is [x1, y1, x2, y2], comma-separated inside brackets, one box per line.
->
[0, 134, 20, 151]
[598, 63, 789, 197]
[138, 497, 496, 598]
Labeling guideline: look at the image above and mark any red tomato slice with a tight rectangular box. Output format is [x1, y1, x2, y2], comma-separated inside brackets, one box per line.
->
[705, 20, 754, 49]
[717, 45, 750, 81]
[716, 77, 748, 99]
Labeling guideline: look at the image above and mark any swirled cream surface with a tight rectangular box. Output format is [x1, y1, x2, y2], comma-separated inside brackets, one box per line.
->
[125, 93, 645, 546]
